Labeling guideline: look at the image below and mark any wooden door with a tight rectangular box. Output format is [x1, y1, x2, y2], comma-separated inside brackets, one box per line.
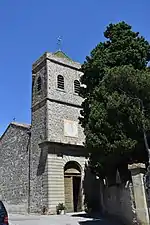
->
[73, 176, 82, 212]
[64, 176, 74, 212]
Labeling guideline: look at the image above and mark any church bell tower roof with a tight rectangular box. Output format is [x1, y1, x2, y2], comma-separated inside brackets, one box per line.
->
[53, 50, 72, 61]
[32, 51, 81, 72]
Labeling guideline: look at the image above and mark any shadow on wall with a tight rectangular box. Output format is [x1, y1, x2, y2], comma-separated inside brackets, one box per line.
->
[82, 163, 101, 212]
[37, 148, 48, 176]
[81, 161, 136, 225]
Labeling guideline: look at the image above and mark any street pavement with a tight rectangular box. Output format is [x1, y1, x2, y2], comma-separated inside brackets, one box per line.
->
[8, 213, 122, 225]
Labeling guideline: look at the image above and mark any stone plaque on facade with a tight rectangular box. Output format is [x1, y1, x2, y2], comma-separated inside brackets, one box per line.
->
[64, 119, 78, 137]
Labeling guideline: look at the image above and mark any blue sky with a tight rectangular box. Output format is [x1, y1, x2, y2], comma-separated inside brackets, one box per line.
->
[0, 0, 150, 135]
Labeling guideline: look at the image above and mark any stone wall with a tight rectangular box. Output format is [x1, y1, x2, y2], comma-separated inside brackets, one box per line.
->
[103, 183, 135, 224]
[47, 59, 83, 106]
[37, 142, 101, 214]
[47, 101, 84, 145]
[30, 104, 48, 213]
[36, 142, 87, 214]
[32, 61, 47, 106]
[46, 55, 84, 146]
[30, 51, 85, 213]
[47, 150, 86, 213]
[102, 164, 150, 225]
[0, 123, 30, 214]
[31, 56, 49, 213]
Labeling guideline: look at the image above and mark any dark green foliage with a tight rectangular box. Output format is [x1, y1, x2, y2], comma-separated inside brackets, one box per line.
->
[80, 22, 150, 177]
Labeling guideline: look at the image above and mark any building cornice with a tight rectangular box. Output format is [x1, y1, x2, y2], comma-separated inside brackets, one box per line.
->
[38, 140, 87, 157]
[32, 97, 82, 112]
[32, 52, 82, 74]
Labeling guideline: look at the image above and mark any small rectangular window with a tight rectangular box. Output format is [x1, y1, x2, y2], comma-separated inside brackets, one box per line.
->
[74, 80, 80, 94]
[57, 75, 64, 89]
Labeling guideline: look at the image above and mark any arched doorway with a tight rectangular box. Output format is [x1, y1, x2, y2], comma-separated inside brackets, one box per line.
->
[64, 161, 82, 212]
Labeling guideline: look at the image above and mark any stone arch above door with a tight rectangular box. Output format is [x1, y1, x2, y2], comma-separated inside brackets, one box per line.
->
[64, 161, 81, 175]
[62, 156, 84, 173]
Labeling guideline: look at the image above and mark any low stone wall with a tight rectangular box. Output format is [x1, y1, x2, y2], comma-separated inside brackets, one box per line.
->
[103, 183, 136, 224]
[102, 163, 150, 225]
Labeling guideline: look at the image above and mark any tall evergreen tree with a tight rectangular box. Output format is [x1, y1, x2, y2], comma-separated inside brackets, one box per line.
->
[80, 22, 150, 180]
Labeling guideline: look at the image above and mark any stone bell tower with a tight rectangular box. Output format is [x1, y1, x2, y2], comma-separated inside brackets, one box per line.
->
[30, 51, 88, 213]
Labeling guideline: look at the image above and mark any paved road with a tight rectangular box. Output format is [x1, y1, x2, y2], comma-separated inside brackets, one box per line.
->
[8, 213, 122, 225]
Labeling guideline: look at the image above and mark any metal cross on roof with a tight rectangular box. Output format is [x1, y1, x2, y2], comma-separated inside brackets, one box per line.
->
[57, 36, 62, 51]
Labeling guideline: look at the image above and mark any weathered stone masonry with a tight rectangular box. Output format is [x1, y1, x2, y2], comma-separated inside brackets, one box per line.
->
[30, 51, 86, 213]
[0, 51, 98, 214]
[0, 123, 30, 213]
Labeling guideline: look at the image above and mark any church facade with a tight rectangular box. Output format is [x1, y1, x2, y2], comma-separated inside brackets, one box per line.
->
[0, 51, 100, 214]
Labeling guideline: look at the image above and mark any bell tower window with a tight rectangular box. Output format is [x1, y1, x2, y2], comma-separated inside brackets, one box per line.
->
[57, 75, 64, 90]
[37, 76, 42, 92]
[74, 80, 80, 94]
